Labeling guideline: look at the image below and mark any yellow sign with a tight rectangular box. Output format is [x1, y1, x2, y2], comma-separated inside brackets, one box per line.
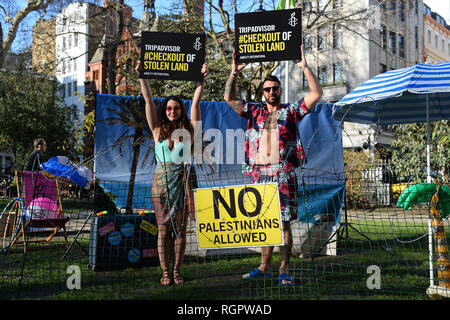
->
[140, 219, 158, 236]
[193, 183, 283, 249]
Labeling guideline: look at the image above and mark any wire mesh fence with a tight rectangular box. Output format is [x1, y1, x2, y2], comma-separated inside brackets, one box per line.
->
[0, 159, 446, 300]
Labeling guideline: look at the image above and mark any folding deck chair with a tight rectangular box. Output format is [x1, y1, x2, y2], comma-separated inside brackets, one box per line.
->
[10, 171, 69, 252]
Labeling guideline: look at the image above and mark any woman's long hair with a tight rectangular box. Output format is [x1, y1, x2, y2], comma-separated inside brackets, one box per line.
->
[157, 95, 194, 142]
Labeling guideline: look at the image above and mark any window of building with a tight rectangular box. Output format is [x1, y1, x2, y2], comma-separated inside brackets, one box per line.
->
[74, 33, 78, 47]
[397, 0, 404, 21]
[387, 0, 395, 11]
[93, 70, 99, 81]
[302, 75, 309, 88]
[435, 34, 438, 48]
[68, 34, 72, 48]
[389, 31, 396, 54]
[318, 0, 327, 12]
[62, 60, 66, 74]
[62, 36, 66, 50]
[380, 24, 387, 49]
[380, 63, 387, 74]
[333, 0, 343, 9]
[415, 26, 418, 49]
[318, 26, 328, 51]
[398, 34, 405, 58]
[318, 65, 328, 84]
[303, 1, 312, 12]
[436, 15, 445, 26]
[73, 81, 77, 95]
[333, 24, 343, 49]
[428, 30, 432, 44]
[67, 59, 71, 73]
[67, 82, 71, 97]
[73, 59, 77, 72]
[442, 39, 445, 52]
[61, 84, 66, 98]
[333, 63, 344, 82]
[304, 34, 312, 53]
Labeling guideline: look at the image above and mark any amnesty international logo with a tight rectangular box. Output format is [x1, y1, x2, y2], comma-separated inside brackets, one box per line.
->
[193, 37, 202, 51]
[234, 8, 302, 63]
[193, 183, 284, 249]
[288, 12, 298, 27]
[140, 31, 205, 81]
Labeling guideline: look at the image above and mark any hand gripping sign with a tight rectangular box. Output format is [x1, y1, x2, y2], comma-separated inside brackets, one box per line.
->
[194, 183, 284, 249]
[140, 31, 206, 81]
[234, 8, 302, 63]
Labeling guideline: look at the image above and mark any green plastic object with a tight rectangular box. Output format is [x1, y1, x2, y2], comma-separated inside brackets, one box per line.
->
[397, 183, 450, 218]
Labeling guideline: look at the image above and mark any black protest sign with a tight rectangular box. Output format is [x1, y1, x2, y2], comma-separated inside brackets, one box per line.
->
[140, 32, 206, 81]
[234, 8, 302, 63]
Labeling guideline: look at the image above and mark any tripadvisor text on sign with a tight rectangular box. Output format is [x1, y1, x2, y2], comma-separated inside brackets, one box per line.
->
[194, 183, 284, 249]
[234, 8, 302, 63]
[140, 32, 205, 81]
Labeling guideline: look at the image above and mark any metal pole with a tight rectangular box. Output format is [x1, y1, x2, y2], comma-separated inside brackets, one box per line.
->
[426, 94, 431, 184]
[426, 93, 434, 287]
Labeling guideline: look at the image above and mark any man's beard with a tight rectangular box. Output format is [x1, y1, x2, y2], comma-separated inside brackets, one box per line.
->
[267, 93, 281, 104]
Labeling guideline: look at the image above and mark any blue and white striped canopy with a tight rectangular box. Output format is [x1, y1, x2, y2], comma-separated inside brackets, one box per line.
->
[332, 62, 450, 125]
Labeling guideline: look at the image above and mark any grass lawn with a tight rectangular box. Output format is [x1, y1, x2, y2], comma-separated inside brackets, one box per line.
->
[0, 201, 442, 300]
[0, 244, 430, 300]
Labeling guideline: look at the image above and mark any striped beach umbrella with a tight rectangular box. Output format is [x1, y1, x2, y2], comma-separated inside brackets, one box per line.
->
[332, 62, 450, 290]
[332, 62, 450, 181]
[332, 62, 450, 125]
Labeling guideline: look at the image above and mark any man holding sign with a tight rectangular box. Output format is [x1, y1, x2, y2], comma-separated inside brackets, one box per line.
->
[224, 45, 322, 285]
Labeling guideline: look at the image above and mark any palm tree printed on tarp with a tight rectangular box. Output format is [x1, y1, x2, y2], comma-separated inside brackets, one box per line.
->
[100, 96, 155, 213]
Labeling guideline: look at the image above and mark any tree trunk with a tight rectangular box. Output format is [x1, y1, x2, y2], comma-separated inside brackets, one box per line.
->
[0, 0, 53, 68]
[126, 129, 142, 213]
[106, 0, 125, 94]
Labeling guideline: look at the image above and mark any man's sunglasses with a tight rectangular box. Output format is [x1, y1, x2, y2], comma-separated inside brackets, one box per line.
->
[263, 85, 280, 92]
[166, 106, 181, 112]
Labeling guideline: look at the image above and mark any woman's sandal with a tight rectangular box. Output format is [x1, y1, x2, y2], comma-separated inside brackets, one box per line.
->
[173, 270, 184, 285]
[160, 271, 171, 286]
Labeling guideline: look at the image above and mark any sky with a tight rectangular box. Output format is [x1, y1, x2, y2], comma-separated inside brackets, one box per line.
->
[0, 0, 188, 52]
[2, 0, 449, 54]
[1, 0, 183, 53]
[424, 0, 450, 23]
[1, 0, 260, 53]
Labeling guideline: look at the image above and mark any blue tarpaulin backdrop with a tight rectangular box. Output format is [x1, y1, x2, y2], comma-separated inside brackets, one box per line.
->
[94, 94, 345, 225]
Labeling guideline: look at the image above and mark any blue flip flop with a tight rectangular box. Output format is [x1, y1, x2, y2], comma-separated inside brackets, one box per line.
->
[242, 268, 273, 279]
[279, 273, 295, 286]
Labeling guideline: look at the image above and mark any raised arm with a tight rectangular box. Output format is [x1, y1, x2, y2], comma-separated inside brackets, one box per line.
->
[136, 61, 159, 136]
[190, 63, 208, 123]
[295, 44, 323, 111]
[224, 50, 247, 115]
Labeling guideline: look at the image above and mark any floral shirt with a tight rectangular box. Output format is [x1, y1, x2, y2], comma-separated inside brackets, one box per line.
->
[240, 99, 310, 175]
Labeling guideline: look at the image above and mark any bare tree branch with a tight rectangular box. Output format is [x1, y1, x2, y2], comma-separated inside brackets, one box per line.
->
[1, 0, 55, 68]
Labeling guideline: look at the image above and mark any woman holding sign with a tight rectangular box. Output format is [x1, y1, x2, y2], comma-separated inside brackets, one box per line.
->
[137, 61, 208, 285]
